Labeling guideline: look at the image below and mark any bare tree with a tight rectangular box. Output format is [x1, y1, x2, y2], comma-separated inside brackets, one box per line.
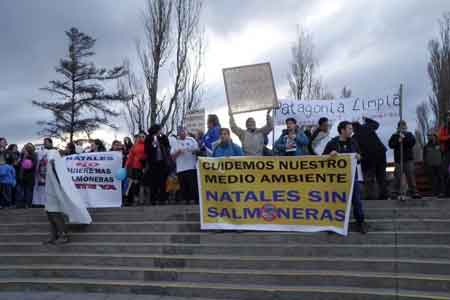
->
[416, 101, 432, 146]
[33, 27, 128, 142]
[428, 95, 440, 124]
[287, 27, 316, 100]
[119, 60, 151, 135]
[161, 27, 205, 133]
[134, 0, 203, 131]
[341, 86, 352, 98]
[310, 78, 335, 100]
[428, 12, 450, 124]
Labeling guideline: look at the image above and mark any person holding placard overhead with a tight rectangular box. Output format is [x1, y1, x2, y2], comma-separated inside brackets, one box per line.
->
[228, 108, 273, 156]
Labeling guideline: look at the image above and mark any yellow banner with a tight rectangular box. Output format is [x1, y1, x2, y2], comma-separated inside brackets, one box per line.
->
[197, 155, 356, 235]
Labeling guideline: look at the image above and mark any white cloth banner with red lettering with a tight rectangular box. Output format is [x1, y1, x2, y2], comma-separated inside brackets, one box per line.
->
[64, 152, 122, 208]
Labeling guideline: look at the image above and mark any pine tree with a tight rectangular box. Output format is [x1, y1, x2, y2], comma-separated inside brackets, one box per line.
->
[33, 27, 128, 142]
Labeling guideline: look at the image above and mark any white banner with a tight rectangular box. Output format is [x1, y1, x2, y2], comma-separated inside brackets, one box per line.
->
[65, 152, 122, 208]
[274, 96, 402, 161]
[223, 63, 278, 114]
[275, 96, 400, 126]
[185, 108, 206, 134]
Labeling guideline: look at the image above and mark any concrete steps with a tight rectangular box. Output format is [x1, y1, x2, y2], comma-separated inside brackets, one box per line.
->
[2, 208, 450, 222]
[0, 292, 218, 300]
[2, 278, 450, 300]
[1, 253, 450, 274]
[0, 200, 449, 299]
[1, 231, 450, 244]
[0, 242, 449, 258]
[1, 265, 450, 292]
[1, 219, 450, 233]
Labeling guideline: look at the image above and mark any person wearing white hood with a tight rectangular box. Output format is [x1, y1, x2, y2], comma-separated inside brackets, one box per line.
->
[43, 149, 92, 245]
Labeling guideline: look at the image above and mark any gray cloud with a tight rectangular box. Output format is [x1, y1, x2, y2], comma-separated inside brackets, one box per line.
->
[0, 0, 449, 145]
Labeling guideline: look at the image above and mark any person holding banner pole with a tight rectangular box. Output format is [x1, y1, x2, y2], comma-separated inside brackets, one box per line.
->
[274, 118, 309, 156]
[388, 121, 421, 199]
[323, 121, 368, 234]
[228, 108, 273, 156]
[43, 150, 92, 245]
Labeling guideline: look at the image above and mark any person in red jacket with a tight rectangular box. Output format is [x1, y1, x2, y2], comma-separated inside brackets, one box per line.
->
[438, 114, 450, 196]
[125, 133, 147, 206]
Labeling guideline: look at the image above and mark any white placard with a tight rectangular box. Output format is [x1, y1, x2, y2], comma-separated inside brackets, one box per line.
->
[185, 108, 206, 134]
[223, 63, 278, 114]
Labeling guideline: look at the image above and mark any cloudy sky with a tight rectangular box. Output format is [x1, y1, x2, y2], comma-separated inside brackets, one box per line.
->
[1, 0, 449, 147]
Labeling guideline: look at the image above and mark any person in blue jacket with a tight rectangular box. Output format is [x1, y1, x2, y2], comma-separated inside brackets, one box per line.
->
[0, 162, 16, 209]
[202, 114, 221, 156]
[274, 118, 309, 156]
[212, 128, 243, 157]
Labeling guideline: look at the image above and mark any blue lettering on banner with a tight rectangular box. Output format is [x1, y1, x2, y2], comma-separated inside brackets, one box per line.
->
[206, 207, 344, 222]
[205, 190, 301, 202]
[308, 191, 347, 203]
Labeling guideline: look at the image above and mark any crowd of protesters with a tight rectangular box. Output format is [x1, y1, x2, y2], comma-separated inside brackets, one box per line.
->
[4, 108, 450, 233]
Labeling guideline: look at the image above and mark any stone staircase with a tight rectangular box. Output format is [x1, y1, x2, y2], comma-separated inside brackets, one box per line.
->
[1, 200, 450, 300]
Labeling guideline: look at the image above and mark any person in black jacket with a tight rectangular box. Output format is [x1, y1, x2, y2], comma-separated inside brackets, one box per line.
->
[323, 121, 368, 234]
[144, 124, 171, 205]
[352, 117, 388, 199]
[388, 120, 421, 199]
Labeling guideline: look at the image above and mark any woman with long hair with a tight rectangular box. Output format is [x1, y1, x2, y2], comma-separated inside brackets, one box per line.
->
[17, 143, 37, 208]
[65, 142, 77, 156]
[89, 139, 106, 153]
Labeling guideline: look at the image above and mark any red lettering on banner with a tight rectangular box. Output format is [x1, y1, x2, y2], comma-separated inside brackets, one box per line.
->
[99, 184, 116, 191]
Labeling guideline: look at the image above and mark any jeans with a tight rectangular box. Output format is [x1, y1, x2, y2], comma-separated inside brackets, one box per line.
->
[352, 182, 365, 224]
[16, 184, 34, 208]
[394, 161, 417, 194]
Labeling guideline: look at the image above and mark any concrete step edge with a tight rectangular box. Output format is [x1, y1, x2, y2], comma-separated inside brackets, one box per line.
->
[0, 253, 449, 264]
[2, 265, 450, 281]
[0, 292, 219, 300]
[1, 219, 449, 226]
[2, 231, 450, 236]
[1, 242, 449, 249]
[1, 278, 450, 299]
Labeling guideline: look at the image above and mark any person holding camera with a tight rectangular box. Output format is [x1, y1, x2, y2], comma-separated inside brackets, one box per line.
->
[388, 120, 421, 199]
[274, 118, 309, 156]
